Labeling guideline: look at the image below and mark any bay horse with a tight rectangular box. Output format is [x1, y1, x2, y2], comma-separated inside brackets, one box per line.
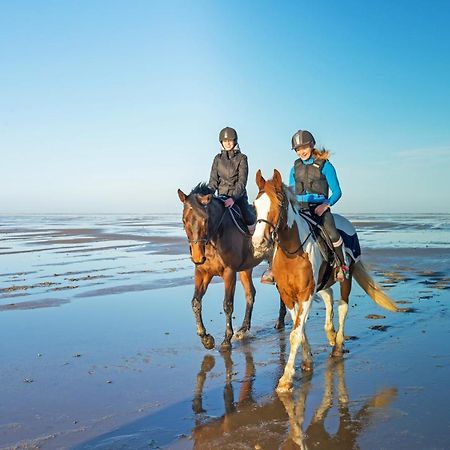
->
[252, 169, 404, 392]
[178, 184, 265, 351]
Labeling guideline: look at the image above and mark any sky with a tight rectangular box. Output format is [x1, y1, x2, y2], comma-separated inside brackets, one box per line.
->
[1, 0, 449, 214]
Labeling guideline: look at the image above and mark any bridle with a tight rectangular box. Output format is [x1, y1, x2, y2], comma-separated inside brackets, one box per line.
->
[255, 192, 316, 255]
[187, 206, 228, 247]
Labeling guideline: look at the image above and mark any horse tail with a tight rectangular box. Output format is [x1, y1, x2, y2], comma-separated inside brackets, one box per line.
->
[352, 260, 401, 312]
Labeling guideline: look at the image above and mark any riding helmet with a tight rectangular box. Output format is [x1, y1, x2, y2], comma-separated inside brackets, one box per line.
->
[219, 127, 238, 142]
[291, 130, 316, 149]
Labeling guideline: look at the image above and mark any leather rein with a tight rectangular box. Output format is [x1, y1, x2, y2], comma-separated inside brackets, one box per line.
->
[255, 196, 316, 255]
[187, 207, 228, 246]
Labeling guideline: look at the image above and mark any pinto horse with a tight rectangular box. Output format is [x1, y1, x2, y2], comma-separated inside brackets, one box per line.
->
[178, 183, 265, 351]
[252, 170, 404, 392]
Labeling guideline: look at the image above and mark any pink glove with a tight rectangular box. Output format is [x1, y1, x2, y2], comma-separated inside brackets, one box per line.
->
[224, 198, 235, 208]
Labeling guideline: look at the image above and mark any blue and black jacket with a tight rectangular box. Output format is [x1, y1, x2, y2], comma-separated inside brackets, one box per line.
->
[289, 157, 342, 207]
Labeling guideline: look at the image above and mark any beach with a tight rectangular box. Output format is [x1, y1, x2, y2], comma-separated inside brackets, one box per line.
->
[0, 214, 449, 449]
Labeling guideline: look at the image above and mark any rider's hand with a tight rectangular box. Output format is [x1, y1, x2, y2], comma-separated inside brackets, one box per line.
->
[224, 198, 235, 208]
[314, 203, 329, 216]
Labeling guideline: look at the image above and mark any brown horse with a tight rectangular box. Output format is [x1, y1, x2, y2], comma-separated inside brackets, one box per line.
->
[178, 183, 265, 351]
[252, 169, 404, 392]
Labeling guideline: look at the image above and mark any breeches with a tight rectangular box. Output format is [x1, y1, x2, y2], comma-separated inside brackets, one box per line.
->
[320, 210, 341, 243]
[235, 197, 256, 225]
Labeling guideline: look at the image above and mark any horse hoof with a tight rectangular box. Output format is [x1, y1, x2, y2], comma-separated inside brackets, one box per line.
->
[234, 328, 247, 340]
[301, 362, 313, 372]
[331, 348, 343, 358]
[202, 335, 215, 350]
[219, 341, 232, 352]
[274, 320, 285, 330]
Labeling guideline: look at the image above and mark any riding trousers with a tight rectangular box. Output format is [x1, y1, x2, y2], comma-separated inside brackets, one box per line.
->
[234, 195, 256, 225]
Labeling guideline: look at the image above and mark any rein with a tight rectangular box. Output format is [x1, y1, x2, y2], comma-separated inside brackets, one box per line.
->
[256, 195, 317, 255]
[188, 206, 228, 246]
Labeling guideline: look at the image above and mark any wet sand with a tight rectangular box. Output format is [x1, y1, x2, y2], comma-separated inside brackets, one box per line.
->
[0, 215, 449, 449]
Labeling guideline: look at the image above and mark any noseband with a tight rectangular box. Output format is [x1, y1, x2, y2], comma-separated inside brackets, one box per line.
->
[255, 217, 281, 243]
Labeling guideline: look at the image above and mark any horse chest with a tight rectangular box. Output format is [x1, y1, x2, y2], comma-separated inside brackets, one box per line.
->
[273, 251, 316, 303]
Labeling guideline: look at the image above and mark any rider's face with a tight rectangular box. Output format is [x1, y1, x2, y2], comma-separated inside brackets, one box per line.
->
[222, 139, 235, 151]
[295, 144, 313, 161]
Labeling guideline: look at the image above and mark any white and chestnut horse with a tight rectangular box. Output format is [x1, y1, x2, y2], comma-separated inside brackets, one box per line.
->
[252, 169, 404, 392]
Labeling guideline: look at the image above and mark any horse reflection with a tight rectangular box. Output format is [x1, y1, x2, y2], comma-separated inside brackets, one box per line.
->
[279, 358, 398, 449]
[190, 348, 397, 449]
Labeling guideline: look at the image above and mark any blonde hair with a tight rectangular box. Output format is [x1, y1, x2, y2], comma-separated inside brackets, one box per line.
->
[312, 147, 330, 160]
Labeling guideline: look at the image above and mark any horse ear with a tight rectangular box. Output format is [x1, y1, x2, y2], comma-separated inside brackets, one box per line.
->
[177, 189, 187, 203]
[273, 169, 283, 188]
[256, 169, 266, 190]
[198, 194, 212, 206]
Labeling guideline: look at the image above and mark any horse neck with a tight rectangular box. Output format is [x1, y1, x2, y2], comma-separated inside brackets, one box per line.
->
[207, 198, 226, 241]
[277, 197, 311, 252]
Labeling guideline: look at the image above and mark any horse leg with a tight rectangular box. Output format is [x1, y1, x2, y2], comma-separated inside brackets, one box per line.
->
[192, 268, 215, 350]
[235, 269, 256, 339]
[220, 268, 237, 352]
[275, 297, 287, 330]
[331, 276, 351, 357]
[301, 331, 313, 372]
[277, 298, 313, 393]
[320, 288, 336, 346]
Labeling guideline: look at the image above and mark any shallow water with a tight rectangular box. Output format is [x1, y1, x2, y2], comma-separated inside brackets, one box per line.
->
[0, 214, 449, 449]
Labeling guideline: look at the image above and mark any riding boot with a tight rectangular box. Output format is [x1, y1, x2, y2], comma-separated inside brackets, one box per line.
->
[333, 239, 349, 282]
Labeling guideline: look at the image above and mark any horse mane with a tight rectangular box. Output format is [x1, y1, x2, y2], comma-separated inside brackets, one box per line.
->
[283, 184, 299, 208]
[190, 183, 214, 196]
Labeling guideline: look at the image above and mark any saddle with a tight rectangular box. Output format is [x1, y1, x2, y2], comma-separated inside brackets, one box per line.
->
[217, 196, 251, 236]
[298, 209, 344, 267]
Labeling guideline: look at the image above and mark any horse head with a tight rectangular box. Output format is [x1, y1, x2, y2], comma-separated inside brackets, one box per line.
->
[178, 184, 213, 265]
[252, 169, 285, 258]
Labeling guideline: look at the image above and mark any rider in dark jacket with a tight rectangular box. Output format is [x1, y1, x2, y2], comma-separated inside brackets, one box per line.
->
[208, 127, 256, 226]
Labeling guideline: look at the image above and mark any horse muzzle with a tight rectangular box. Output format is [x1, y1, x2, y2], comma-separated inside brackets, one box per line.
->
[189, 243, 207, 265]
[192, 257, 206, 265]
[252, 238, 271, 259]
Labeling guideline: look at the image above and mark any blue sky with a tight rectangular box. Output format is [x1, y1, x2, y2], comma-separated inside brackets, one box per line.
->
[1, 0, 449, 214]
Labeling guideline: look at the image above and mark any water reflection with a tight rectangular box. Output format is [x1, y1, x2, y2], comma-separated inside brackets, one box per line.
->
[191, 348, 397, 449]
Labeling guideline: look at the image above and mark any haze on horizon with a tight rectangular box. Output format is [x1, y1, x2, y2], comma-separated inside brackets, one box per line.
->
[1, 1, 449, 215]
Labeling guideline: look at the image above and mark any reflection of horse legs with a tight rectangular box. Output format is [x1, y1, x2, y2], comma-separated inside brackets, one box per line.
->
[277, 298, 313, 393]
[220, 268, 237, 351]
[222, 352, 236, 416]
[192, 268, 215, 350]
[332, 275, 352, 357]
[192, 355, 216, 414]
[278, 372, 313, 448]
[235, 269, 256, 340]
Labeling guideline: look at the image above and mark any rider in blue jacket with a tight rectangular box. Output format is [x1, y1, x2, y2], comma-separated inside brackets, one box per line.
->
[261, 130, 348, 284]
[290, 130, 348, 282]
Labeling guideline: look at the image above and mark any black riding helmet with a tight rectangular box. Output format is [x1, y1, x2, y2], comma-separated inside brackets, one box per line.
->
[219, 127, 238, 143]
[292, 130, 316, 149]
